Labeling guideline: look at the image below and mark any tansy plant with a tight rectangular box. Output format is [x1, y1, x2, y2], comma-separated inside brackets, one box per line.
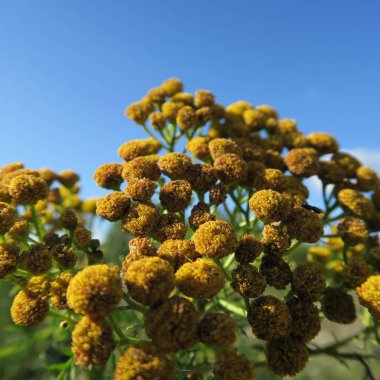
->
[1, 78, 380, 379]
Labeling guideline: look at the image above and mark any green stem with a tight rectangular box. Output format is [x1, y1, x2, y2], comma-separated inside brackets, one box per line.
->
[142, 123, 170, 151]
[287, 240, 301, 254]
[108, 315, 125, 340]
[116, 336, 144, 346]
[30, 205, 43, 241]
[122, 293, 146, 313]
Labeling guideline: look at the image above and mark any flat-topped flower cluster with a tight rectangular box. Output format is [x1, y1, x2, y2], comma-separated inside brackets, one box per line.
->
[1, 78, 380, 379]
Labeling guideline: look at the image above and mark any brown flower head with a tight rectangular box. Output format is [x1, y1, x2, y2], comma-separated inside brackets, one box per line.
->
[209, 183, 227, 205]
[0, 243, 19, 279]
[122, 203, 160, 236]
[186, 164, 218, 192]
[338, 217, 368, 246]
[199, 311, 237, 347]
[19, 244, 52, 275]
[261, 225, 291, 256]
[286, 207, 324, 243]
[265, 337, 308, 377]
[214, 153, 248, 185]
[153, 213, 187, 242]
[287, 298, 321, 342]
[344, 257, 372, 288]
[9, 174, 48, 204]
[188, 202, 215, 230]
[159, 180, 192, 212]
[284, 148, 319, 177]
[292, 262, 326, 301]
[332, 152, 361, 178]
[260, 255, 292, 289]
[50, 272, 73, 309]
[321, 287, 356, 324]
[231, 264, 267, 298]
[235, 234, 263, 264]
[213, 349, 256, 380]
[145, 295, 198, 352]
[247, 295, 292, 340]
[93, 163, 123, 190]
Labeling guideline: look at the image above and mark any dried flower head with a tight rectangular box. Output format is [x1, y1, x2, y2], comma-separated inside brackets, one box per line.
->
[265, 337, 308, 377]
[153, 213, 187, 242]
[214, 153, 248, 184]
[199, 311, 237, 347]
[235, 234, 263, 264]
[159, 180, 192, 212]
[287, 297, 321, 342]
[19, 244, 52, 275]
[213, 349, 256, 380]
[321, 287, 356, 324]
[284, 148, 320, 177]
[93, 163, 123, 190]
[122, 203, 160, 236]
[247, 295, 292, 340]
[260, 255, 292, 290]
[292, 262, 326, 302]
[231, 264, 267, 298]
[261, 225, 291, 256]
[145, 296, 198, 352]
[286, 207, 324, 243]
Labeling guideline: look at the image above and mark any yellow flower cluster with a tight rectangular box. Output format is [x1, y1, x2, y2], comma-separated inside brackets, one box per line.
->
[2, 78, 380, 379]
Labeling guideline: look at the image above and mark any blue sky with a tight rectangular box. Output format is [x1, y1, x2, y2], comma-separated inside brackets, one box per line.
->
[1, 1, 379, 199]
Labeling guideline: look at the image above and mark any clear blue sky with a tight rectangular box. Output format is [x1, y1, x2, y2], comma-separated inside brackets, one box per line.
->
[1, 1, 379, 198]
